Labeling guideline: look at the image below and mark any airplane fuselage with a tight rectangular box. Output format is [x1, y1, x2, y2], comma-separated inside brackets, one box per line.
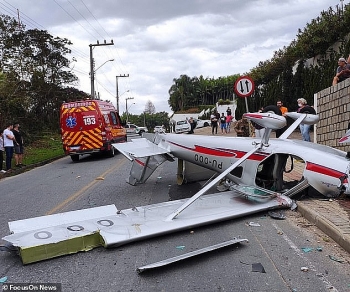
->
[157, 133, 350, 197]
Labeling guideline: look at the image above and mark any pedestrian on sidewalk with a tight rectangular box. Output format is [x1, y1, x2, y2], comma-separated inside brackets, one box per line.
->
[3, 122, 15, 171]
[13, 123, 25, 167]
[0, 129, 5, 173]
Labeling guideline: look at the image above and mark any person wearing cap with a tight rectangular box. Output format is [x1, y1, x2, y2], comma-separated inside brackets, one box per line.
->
[332, 57, 350, 86]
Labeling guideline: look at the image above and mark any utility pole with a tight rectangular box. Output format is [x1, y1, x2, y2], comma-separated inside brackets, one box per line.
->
[116, 74, 129, 112]
[89, 40, 114, 99]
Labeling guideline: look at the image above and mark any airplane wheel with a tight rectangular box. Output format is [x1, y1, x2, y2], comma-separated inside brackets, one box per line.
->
[299, 106, 316, 114]
[262, 105, 282, 115]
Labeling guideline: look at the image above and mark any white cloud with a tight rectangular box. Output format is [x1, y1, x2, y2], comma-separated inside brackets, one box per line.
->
[2, 0, 340, 114]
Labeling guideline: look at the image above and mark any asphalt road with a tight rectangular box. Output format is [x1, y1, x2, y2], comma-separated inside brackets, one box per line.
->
[0, 136, 349, 292]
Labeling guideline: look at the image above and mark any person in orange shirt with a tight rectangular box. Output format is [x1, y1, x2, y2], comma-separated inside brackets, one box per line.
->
[276, 100, 288, 138]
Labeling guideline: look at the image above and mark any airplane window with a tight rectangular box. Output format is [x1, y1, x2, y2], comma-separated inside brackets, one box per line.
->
[230, 166, 243, 178]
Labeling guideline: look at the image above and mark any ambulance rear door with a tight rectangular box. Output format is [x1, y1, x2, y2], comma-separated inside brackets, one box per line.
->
[61, 101, 103, 154]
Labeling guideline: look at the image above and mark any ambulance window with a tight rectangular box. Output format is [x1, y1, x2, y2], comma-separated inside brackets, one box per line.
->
[104, 114, 110, 124]
[110, 112, 118, 125]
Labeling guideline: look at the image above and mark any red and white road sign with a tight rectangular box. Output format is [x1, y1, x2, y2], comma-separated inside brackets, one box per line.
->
[234, 76, 255, 98]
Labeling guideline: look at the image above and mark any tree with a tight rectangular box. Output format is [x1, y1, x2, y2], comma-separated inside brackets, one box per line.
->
[144, 100, 156, 114]
[0, 14, 79, 134]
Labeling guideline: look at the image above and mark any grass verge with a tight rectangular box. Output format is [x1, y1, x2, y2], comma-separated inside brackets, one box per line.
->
[1, 133, 64, 176]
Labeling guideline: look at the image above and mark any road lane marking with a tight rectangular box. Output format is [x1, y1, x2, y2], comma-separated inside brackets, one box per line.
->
[46, 159, 126, 215]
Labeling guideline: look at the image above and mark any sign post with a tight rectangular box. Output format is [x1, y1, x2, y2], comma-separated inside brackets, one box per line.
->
[234, 76, 255, 113]
[234, 76, 255, 137]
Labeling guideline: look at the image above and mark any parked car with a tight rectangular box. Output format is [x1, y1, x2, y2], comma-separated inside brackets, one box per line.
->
[154, 125, 166, 133]
[195, 119, 211, 128]
[124, 123, 148, 135]
[175, 120, 191, 134]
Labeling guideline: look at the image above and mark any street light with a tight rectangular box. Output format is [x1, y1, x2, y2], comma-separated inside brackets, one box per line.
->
[116, 74, 129, 112]
[126, 97, 134, 123]
[90, 58, 114, 99]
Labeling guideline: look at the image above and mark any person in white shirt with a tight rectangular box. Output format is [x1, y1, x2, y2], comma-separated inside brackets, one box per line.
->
[0, 129, 5, 173]
[3, 123, 15, 171]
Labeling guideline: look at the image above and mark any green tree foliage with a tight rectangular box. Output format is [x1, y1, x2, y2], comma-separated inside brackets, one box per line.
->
[168, 74, 240, 112]
[0, 14, 85, 137]
[122, 111, 170, 132]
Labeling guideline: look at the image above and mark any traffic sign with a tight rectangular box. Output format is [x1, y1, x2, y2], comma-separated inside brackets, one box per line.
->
[234, 76, 255, 98]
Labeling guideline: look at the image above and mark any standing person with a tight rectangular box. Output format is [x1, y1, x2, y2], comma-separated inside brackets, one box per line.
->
[332, 57, 350, 86]
[219, 113, 227, 134]
[234, 117, 250, 137]
[3, 122, 15, 171]
[13, 123, 25, 167]
[188, 117, 195, 134]
[297, 98, 315, 142]
[226, 107, 232, 117]
[0, 129, 5, 173]
[276, 100, 288, 138]
[210, 111, 218, 135]
[226, 114, 233, 133]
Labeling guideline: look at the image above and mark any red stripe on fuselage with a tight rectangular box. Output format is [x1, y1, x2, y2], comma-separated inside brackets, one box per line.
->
[169, 141, 267, 161]
[306, 162, 348, 182]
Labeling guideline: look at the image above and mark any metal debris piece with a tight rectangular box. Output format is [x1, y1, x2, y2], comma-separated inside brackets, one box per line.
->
[247, 222, 261, 227]
[301, 266, 309, 272]
[176, 245, 185, 250]
[268, 210, 286, 219]
[328, 255, 344, 263]
[301, 247, 313, 253]
[0, 243, 18, 254]
[252, 263, 266, 273]
[137, 238, 248, 273]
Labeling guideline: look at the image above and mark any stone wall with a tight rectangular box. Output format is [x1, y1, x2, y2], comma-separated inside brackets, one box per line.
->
[315, 78, 350, 151]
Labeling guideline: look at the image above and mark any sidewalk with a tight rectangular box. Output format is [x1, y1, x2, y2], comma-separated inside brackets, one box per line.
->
[194, 125, 350, 254]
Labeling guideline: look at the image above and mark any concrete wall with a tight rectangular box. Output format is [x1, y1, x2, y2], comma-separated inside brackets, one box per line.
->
[315, 78, 350, 151]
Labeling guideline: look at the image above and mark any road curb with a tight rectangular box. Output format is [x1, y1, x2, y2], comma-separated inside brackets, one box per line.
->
[297, 200, 350, 254]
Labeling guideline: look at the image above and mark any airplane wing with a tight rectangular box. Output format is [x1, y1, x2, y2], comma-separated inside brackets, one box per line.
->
[112, 138, 174, 185]
[113, 138, 170, 160]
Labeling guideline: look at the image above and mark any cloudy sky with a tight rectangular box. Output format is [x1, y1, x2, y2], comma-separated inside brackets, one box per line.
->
[0, 0, 342, 114]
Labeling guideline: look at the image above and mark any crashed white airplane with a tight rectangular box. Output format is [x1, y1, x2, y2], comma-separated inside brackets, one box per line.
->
[2, 107, 350, 264]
